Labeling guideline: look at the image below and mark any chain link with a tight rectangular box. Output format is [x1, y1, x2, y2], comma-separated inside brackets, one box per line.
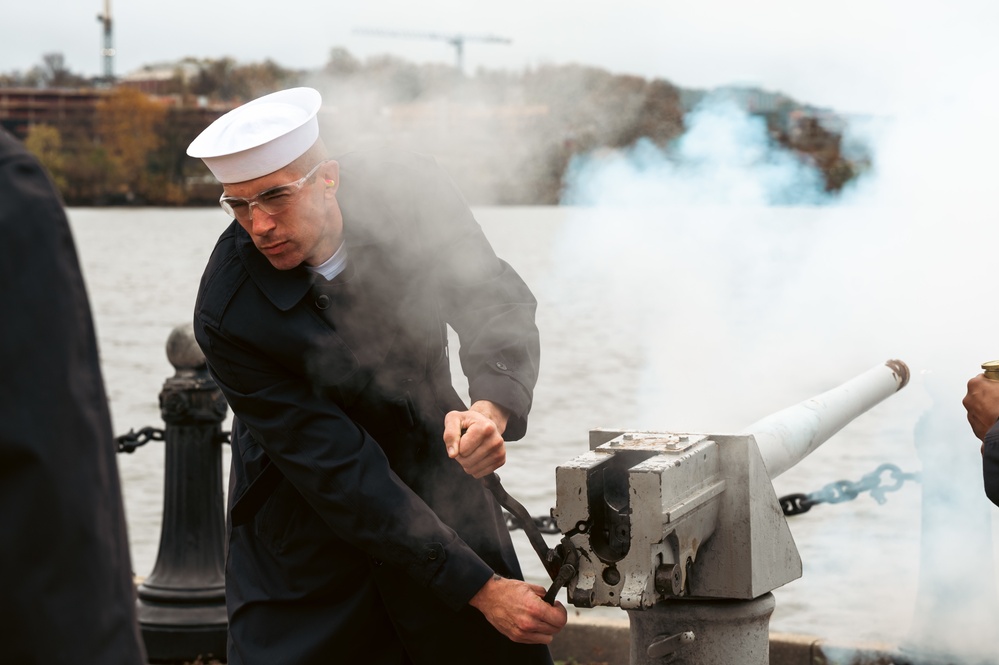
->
[115, 426, 164, 454]
[779, 493, 817, 516]
[115, 427, 231, 452]
[780, 463, 921, 516]
[504, 511, 562, 534]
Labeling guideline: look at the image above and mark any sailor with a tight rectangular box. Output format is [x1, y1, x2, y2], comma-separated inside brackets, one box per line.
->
[187, 87, 566, 664]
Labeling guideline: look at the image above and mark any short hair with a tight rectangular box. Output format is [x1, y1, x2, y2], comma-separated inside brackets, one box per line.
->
[287, 138, 329, 178]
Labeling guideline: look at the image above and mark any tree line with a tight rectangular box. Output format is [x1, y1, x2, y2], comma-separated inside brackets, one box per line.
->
[2, 50, 860, 206]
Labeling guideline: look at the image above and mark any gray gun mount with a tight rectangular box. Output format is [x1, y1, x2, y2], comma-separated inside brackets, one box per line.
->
[552, 360, 910, 610]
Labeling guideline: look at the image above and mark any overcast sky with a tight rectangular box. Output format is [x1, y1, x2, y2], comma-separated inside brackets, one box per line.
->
[4, 0, 996, 115]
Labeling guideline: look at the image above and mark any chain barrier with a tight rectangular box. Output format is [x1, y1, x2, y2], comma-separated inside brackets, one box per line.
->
[508, 461, 924, 528]
[115, 426, 164, 453]
[779, 463, 921, 517]
[115, 427, 230, 453]
[116, 427, 915, 526]
[118, 421, 549, 533]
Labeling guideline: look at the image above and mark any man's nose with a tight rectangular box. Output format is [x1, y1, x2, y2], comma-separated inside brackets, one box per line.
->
[249, 203, 276, 235]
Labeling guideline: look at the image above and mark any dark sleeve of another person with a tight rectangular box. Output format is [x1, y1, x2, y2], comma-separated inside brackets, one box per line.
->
[983, 420, 999, 507]
[0, 129, 147, 664]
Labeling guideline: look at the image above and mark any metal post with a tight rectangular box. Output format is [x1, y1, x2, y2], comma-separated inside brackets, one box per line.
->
[136, 324, 228, 663]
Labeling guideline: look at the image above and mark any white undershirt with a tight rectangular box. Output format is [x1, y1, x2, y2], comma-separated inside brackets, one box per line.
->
[305, 242, 348, 281]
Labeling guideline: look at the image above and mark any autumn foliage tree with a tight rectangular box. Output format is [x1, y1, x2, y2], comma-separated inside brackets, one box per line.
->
[95, 87, 167, 202]
[3, 48, 861, 204]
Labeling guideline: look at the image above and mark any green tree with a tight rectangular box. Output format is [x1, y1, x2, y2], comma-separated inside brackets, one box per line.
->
[36, 52, 90, 88]
[23, 124, 69, 193]
[625, 78, 685, 148]
[238, 59, 299, 98]
[325, 48, 360, 76]
[190, 57, 247, 100]
[183, 57, 299, 102]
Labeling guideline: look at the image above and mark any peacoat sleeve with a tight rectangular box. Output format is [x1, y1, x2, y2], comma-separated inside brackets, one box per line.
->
[194, 251, 494, 611]
[374, 153, 542, 441]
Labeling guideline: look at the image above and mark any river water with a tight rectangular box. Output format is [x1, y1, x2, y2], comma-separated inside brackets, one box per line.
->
[67, 205, 999, 655]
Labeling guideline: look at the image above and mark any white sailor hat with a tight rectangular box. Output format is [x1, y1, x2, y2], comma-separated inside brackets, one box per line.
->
[187, 87, 322, 183]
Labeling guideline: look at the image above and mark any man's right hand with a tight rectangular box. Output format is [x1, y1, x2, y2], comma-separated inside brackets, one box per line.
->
[443, 402, 510, 478]
[468, 575, 567, 644]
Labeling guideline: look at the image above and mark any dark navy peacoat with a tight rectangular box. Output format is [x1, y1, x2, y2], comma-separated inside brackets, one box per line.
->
[193, 150, 552, 664]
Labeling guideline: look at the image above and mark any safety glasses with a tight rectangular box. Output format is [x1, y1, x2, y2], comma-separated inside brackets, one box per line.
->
[219, 160, 328, 221]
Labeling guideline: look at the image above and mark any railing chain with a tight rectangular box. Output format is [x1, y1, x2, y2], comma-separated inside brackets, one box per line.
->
[504, 511, 562, 534]
[115, 426, 164, 453]
[780, 462, 921, 516]
[116, 427, 230, 453]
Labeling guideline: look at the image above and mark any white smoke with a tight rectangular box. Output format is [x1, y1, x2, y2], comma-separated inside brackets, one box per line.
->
[548, 33, 999, 661]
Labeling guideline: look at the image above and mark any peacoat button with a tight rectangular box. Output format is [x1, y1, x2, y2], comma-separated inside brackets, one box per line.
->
[315, 294, 331, 310]
[495, 361, 508, 371]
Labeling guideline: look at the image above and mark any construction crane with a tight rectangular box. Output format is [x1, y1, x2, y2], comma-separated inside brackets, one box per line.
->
[96, 0, 115, 83]
[354, 28, 512, 73]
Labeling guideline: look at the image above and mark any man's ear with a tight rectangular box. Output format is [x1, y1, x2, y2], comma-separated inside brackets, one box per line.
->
[322, 160, 340, 196]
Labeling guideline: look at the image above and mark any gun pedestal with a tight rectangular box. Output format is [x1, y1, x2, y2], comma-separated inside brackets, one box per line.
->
[628, 594, 774, 665]
[552, 361, 910, 665]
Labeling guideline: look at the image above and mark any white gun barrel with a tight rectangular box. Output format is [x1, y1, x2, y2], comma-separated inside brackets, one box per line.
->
[744, 359, 910, 480]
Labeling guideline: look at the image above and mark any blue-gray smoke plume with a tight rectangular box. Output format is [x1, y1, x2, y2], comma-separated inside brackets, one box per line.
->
[560, 95, 831, 206]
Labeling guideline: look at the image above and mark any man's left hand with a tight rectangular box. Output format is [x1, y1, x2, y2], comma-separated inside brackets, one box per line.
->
[443, 401, 511, 478]
[469, 575, 567, 644]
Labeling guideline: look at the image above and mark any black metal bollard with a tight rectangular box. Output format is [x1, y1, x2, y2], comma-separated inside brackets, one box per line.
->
[136, 324, 228, 663]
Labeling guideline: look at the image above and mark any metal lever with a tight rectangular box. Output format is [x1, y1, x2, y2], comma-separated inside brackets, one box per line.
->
[543, 563, 576, 605]
[481, 472, 561, 580]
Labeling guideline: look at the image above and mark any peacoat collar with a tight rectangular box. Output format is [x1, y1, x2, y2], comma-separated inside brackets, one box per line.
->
[233, 168, 400, 314]
[234, 224, 313, 312]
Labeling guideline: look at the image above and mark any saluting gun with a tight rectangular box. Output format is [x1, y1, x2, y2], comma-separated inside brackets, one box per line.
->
[540, 360, 909, 664]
